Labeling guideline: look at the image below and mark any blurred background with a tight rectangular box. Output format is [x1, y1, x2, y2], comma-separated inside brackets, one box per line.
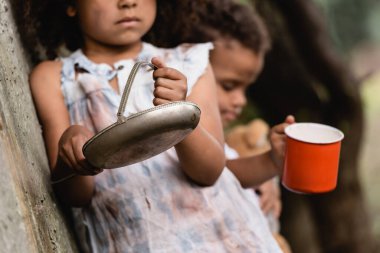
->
[239, 0, 380, 252]
[315, 0, 380, 241]
[318, 0, 380, 250]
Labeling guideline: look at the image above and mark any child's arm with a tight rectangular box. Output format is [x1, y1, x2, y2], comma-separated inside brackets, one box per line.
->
[228, 116, 295, 188]
[152, 58, 225, 186]
[30, 61, 96, 206]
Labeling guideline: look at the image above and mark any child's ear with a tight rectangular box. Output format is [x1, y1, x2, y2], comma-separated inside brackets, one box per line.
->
[66, 6, 77, 17]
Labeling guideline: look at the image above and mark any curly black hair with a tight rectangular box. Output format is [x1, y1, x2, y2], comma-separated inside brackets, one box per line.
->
[14, 0, 78, 62]
[15, 0, 269, 63]
[15, 0, 204, 62]
[145, 0, 271, 55]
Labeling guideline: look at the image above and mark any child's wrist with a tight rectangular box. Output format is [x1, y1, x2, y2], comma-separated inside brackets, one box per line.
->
[51, 173, 77, 185]
[267, 150, 282, 176]
[50, 156, 79, 185]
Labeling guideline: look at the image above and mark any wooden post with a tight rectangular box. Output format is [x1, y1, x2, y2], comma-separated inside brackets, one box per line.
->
[0, 0, 79, 252]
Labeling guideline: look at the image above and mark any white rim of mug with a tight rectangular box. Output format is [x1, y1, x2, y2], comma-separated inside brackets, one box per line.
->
[285, 123, 344, 144]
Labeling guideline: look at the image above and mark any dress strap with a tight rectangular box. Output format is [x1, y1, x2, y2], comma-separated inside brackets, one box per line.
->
[60, 55, 76, 85]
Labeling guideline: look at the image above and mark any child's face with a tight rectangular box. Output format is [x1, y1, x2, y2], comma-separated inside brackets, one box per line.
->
[72, 0, 156, 50]
[210, 39, 264, 127]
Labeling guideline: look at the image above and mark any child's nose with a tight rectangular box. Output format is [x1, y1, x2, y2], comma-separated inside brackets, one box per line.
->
[118, 0, 137, 9]
[233, 92, 247, 107]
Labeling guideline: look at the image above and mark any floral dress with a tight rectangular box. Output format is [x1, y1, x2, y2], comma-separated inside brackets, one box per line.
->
[60, 42, 282, 253]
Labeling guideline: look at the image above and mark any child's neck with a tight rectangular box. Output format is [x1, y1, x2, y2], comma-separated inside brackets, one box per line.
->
[82, 42, 143, 67]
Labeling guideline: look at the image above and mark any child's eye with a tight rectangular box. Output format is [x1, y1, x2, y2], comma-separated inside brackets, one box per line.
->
[221, 83, 235, 91]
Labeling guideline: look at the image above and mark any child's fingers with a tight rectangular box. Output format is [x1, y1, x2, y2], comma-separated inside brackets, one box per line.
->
[72, 137, 86, 161]
[155, 77, 187, 94]
[271, 115, 295, 135]
[59, 150, 75, 171]
[73, 148, 103, 175]
[273, 201, 282, 218]
[150, 57, 187, 104]
[154, 86, 184, 101]
[153, 97, 171, 106]
[151, 57, 166, 68]
[285, 115, 295, 124]
[61, 141, 96, 175]
[153, 67, 184, 81]
[151, 57, 185, 81]
[57, 125, 101, 175]
[73, 146, 91, 172]
[154, 77, 176, 90]
[153, 70, 187, 102]
[260, 194, 272, 214]
[61, 147, 82, 172]
[271, 123, 287, 135]
[71, 133, 96, 172]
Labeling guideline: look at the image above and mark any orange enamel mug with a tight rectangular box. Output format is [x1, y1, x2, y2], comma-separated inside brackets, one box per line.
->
[282, 123, 344, 194]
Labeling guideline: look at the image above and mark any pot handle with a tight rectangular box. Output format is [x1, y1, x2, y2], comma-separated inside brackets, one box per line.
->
[117, 61, 157, 122]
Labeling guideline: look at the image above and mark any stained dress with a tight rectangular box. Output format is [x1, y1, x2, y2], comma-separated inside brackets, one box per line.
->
[60, 42, 282, 253]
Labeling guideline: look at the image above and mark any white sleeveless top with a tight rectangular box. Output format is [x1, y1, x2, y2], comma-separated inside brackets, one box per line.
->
[60, 42, 282, 253]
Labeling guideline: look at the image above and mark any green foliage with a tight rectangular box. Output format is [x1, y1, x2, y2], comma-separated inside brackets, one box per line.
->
[314, 0, 380, 55]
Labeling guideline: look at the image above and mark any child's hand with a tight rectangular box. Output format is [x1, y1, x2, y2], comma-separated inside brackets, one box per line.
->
[256, 179, 282, 218]
[58, 125, 103, 175]
[151, 57, 188, 105]
[269, 115, 295, 172]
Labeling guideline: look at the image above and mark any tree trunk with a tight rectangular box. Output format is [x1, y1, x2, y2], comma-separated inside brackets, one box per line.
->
[0, 0, 79, 252]
[250, 1, 378, 252]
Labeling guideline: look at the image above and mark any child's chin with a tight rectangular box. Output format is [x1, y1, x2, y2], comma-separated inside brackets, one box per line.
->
[222, 119, 232, 128]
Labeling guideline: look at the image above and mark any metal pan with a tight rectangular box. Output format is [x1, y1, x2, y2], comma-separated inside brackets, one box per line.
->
[82, 62, 201, 169]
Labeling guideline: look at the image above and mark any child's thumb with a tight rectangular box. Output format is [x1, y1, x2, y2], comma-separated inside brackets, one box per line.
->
[151, 57, 166, 68]
[285, 115, 295, 124]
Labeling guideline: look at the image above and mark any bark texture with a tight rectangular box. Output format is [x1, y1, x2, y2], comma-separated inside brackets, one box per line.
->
[0, 0, 79, 252]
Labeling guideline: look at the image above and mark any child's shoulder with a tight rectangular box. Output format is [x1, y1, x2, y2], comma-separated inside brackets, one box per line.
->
[29, 60, 62, 91]
[30, 60, 62, 78]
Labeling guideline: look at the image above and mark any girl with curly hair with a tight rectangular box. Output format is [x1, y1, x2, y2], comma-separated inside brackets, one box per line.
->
[25, 0, 290, 252]
[148, 2, 294, 252]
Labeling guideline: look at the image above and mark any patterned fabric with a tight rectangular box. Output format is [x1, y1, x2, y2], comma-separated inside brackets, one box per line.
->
[60, 42, 282, 253]
[225, 144, 280, 233]
[225, 144, 240, 160]
[224, 144, 261, 208]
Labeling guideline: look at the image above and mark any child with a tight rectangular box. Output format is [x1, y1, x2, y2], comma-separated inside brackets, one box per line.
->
[206, 1, 284, 215]
[212, 30, 292, 252]
[26, 0, 291, 252]
[189, 2, 293, 251]
[148, 0, 286, 218]
[148, 1, 293, 252]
